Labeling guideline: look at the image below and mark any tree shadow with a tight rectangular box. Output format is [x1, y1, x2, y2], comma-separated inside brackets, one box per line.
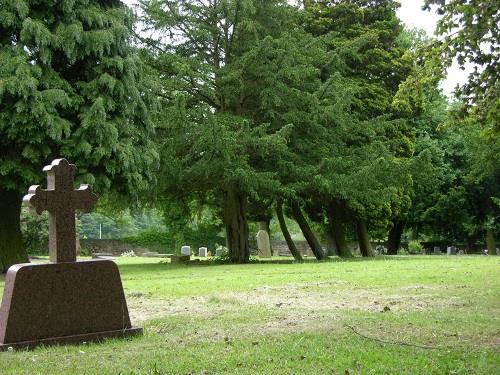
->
[116, 255, 415, 274]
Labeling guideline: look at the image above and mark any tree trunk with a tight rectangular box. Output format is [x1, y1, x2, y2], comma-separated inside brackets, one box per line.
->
[325, 230, 338, 256]
[290, 201, 325, 260]
[0, 189, 29, 273]
[326, 202, 353, 258]
[356, 219, 374, 257]
[387, 219, 405, 255]
[223, 184, 249, 263]
[486, 228, 497, 255]
[276, 201, 303, 262]
[466, 235, 476, 254]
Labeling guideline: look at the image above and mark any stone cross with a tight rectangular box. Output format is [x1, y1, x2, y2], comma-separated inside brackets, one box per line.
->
[23, 159, 97, 263]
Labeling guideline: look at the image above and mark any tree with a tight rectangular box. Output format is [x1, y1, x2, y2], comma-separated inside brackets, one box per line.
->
[420, 1, 499, 252]
[303, 0, 415, 256]
[140, 0, 334, 262]
[0, 0, 158, 271]
[423, 0, 499, 136]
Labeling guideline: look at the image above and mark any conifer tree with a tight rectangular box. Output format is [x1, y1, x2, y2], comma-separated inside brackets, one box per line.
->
[0, 0, 158, 271]
[140, 0, 321, 262]
[303, 0, 414, 256]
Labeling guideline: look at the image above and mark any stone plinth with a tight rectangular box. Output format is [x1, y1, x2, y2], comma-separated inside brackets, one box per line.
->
[0, 260, 141, 349]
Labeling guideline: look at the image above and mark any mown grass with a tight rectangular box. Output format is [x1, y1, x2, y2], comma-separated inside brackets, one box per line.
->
[0, 256, 499, 374]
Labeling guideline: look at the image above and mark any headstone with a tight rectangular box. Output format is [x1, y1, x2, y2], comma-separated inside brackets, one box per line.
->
[446, 246, 457, 255]
[198, 247, 208, 257]
[0, 159, 141, 350]
[181, 245, 191, 256]
[215, 248, 223, 257]
[256, 222, 272, 258]
[433, 246, 441, 255]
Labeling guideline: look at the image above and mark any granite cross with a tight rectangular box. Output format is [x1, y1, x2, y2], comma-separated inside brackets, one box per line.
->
[23, 158, 97, 263]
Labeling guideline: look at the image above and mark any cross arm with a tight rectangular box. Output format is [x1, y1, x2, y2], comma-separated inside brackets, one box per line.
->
[23, 185, 50, 215]
[74, 185, 98, 213]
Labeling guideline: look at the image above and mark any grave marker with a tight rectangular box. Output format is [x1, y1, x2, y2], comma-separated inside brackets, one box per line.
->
[181, 245, 191, 256]
[0, 159, 142, 350]
[198, 247, 208, 257]
[256, 222, 271, 258]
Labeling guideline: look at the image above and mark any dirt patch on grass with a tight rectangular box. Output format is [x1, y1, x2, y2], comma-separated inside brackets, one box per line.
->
[127, 282, 462, 322]
[225, 282, 465, 313]
[126, 282, 499, 349]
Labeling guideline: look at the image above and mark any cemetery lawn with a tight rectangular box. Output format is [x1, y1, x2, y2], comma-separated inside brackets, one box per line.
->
[0, 256, 499, 374]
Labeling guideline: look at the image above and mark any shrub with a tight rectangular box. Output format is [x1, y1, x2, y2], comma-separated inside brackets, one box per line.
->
[408, 240, 424, 254]
[20, 207, 48, 255]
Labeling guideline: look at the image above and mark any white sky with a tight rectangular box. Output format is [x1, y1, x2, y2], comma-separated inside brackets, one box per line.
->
[124, 0, 466, 97]
[397, 0, 468, 97]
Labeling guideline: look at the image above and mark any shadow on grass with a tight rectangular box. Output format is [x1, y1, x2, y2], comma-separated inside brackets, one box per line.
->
[116, 255, 415, 274]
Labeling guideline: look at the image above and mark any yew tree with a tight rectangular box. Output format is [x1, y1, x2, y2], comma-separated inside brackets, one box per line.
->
[0, 0, 157, 271]
[303, 0, 414, 256]
[140, 0, 328, 262]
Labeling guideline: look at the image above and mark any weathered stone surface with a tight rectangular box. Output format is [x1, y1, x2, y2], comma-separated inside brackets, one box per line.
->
[0, 260, 141, 349]
[23, 159, 97, 263]
[198, 247, 208, 257]
[256, 222, 271, 258]
[181, 246, 191, 256]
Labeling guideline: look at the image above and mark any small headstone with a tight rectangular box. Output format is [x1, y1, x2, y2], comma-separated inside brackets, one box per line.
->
[256, 222, 272, 258]
[215, 248, 223, 257]
[433, 246, 441, 255]
[198, 247, 208, 257]
[0, 158, 141, 350]
[446, 246, 456, 255]
[181, 245, 191, 256]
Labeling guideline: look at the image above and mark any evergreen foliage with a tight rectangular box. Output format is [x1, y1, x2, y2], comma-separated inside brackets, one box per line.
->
[0, 0, 158, 271]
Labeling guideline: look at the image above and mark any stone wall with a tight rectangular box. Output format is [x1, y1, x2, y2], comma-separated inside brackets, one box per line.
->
[82, 238, 487, 257]
[272, 240, 361, 257]
[81, 239, 167, 256]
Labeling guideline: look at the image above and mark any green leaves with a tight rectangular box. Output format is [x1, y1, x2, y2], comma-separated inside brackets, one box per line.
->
[423, 0, 499, 135]
[0, 0, 158, 198]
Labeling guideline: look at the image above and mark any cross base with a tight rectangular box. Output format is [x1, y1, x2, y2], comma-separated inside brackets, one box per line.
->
[0, 260, 142, 349]
[0, 327, 143, 351]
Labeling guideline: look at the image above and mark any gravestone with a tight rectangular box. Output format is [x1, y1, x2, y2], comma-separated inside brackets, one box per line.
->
[447, 246, 457, 255]
[433, 246, 441, 255]
[256, 222, 272, 258]
[0, 159, 141, 350]
[181, 245, 191, 256]
[215, 248, 223, 257]
[198, 247, 208, 257]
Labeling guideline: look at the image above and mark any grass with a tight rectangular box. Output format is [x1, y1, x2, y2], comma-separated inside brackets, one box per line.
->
[0, 255, 499, 374]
